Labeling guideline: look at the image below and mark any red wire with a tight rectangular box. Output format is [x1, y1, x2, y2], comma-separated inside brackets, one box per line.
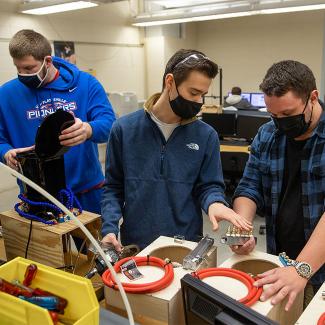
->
[193, 268, 263, 306]
[102, 256, 174, 294]
[317, 312, 325, 325]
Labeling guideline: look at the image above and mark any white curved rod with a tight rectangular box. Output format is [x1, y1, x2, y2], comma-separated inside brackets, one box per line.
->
[0, 162, 134, 325]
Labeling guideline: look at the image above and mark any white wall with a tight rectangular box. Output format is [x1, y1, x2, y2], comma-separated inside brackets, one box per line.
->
[144, 11, 325, 100]
[144, 23, 198, 95]
[0, 1, 146, 99]
[0, 1, 146, 202]
[197, 11, 325, 97]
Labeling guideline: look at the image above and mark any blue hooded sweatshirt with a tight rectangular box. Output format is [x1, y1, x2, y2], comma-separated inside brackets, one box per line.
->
[0, 56, 115, 193]
[101, 93, 227, 249]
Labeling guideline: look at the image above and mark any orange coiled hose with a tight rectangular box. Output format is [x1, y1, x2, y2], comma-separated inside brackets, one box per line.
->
[318, 312, 325, 325]
[192, 267, 263, 306]
[102, 256, 174, 294]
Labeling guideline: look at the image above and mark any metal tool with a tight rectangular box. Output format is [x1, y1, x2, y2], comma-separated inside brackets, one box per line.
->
[183, 235, 214, 271]
[220, 225, 254, 246]
[85, 242, 140, 279]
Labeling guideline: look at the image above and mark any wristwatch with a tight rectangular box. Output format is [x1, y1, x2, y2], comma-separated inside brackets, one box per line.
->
[279, 252, 313, 280]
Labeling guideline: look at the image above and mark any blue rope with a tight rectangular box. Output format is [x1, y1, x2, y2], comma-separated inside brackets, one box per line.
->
[16, 188, 83, 225]
[58, 188, 82, 213]
[18, 194, 61, 213]
[14, 202, 56, 225]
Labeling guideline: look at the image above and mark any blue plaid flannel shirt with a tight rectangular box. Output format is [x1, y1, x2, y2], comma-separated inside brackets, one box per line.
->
[234, 109, 325, 286]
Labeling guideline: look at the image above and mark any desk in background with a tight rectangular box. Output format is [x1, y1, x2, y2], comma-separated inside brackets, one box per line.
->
[220, 143, 250, 154]
[202, 110, 271, 143]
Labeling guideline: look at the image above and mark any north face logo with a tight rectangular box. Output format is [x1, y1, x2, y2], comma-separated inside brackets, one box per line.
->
[186, 143, 199, 151]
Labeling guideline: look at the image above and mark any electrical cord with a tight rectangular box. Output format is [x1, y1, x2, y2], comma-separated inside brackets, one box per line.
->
[24, 220, 33, 258]
[192, 267, 263, 307]
[318, 312, 325, 325]
[102, 256, 174, 294]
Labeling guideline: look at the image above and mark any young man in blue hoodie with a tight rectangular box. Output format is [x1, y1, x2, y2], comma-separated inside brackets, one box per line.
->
[101, 49, 252, 250]
[0, 30, 115, 213]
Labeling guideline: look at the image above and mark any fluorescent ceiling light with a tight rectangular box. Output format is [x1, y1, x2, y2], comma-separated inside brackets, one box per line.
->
[261, 3, 325, 14]
[21, 1, 98, 15]
[153, 0, 227, 9]
[133, 3, 325, 27]
[134, 11, 255, 26]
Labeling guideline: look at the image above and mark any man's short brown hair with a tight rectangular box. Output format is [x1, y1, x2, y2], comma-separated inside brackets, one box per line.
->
[231, 87, 241, 95]
[259, 60, 316, 102]
[162, 49, 218, 90]
[9, 29, 52, 61]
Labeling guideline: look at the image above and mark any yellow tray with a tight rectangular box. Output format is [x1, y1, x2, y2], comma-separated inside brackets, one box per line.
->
[0, 257, 99, 325]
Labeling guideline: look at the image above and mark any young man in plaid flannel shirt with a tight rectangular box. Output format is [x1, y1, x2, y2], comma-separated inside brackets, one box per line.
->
[233, 60, 325, 310]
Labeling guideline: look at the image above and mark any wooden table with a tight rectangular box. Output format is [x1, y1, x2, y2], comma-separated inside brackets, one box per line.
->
[220, 144, 250, 154]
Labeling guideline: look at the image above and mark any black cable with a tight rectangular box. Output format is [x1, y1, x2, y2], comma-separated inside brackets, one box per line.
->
[56, 265, 74, 270]
[25, 220, 33, 258]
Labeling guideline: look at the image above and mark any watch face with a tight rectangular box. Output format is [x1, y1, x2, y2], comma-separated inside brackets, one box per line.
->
[298, 263, 312, 277]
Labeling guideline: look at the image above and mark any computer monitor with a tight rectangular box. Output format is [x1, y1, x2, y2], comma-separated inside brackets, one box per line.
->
[250, 93, 266, 107]
[181, 274, 279, 325]
[237, 114, 271, 142]
[227, 92, 251, 102]
[202, 113, 236, 138]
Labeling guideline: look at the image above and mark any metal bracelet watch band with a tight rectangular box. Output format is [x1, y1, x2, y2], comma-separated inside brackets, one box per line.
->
[291, 260, 313, 280]
[278, 252, 313, 280]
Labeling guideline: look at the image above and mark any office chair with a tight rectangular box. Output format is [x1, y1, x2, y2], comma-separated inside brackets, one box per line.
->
[221, 151, 249, 198]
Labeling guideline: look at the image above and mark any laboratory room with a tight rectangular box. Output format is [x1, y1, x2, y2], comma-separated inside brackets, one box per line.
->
[0, 0, 325, 324]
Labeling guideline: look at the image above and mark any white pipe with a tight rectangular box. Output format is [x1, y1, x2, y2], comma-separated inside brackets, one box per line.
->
[0, 162, 134, 325]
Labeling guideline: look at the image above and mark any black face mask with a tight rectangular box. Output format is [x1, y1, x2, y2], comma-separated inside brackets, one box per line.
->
[169, 88, 203, 119]
[272, 97, 313, 139]
[18, 58, 49, 89]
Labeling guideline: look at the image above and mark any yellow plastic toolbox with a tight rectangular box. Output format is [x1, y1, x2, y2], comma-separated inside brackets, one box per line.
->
[0, 257, 99, 325]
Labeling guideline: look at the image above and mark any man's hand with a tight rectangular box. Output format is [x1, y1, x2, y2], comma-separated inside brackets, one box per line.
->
[59, 118, 92, 146]
[4, 146, 35, 170]
[208, 202, 252, 231]
[254, 266, 308, 311]
[230, 236, 256, 255]
[102, 233, 122, 252]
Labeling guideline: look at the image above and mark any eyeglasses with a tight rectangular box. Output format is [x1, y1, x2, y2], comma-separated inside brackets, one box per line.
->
[173, 53, 209, 70]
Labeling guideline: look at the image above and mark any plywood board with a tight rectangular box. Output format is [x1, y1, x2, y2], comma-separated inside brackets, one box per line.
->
[0, 238, 6, 261]
[0, 210, 100, 268]
[0, 209, 99, 235]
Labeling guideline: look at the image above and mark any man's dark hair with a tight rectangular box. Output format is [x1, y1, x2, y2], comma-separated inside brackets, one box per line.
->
[260, 60, 316, 102]
[9, 29, 52, 60]
[162, 49, 218, 90]
[231, 86, 241, 95]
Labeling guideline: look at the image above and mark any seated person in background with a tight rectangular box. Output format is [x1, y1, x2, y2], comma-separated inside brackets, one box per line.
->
[101, 49, 252, 250]
[224, 86, 252, 110]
